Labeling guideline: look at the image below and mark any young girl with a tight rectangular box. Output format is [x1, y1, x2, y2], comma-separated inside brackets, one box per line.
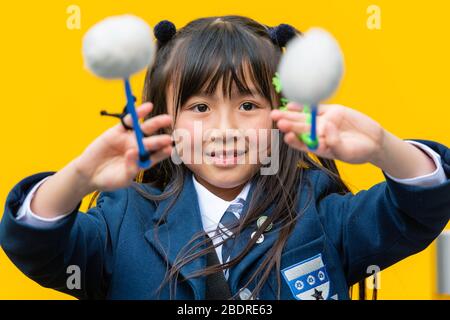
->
[1, 15, 449, 300]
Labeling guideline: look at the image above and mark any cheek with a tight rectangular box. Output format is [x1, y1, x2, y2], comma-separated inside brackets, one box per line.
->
[173, 117, 204, 161]
[172, 118, 190, 154]
[246, 109, 272, 129]
[247, 110, 273, 150]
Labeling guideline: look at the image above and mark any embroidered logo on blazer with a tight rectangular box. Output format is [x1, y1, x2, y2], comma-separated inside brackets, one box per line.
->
[282, 253, 331, 300]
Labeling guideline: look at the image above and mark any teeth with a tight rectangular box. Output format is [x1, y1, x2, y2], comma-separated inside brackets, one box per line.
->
[207, 150, 246, 158]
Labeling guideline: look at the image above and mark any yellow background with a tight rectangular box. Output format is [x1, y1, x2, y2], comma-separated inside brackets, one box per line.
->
[0, 0, 449, 299]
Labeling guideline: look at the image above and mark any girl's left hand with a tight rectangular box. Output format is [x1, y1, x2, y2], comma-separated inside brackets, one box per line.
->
[271, 103, 385, 164]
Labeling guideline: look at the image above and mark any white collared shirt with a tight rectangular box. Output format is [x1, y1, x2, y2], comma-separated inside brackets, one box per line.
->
[192, 175, 251, 263]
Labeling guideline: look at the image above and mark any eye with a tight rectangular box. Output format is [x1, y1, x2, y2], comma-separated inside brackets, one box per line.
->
[191, 104, 209, 113]
[239, 102, 258, 111]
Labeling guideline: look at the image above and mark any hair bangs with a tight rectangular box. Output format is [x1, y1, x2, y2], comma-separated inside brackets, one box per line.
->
[167, 20, 280, 115]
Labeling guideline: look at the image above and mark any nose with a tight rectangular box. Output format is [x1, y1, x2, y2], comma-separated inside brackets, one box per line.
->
[208, 107, 241, 144]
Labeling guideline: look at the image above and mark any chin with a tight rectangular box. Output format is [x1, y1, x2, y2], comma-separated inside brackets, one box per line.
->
[187, 163, 258, 189]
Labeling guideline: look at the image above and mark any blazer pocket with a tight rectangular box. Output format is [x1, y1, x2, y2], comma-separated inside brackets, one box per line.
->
[265, 235, 340, 300]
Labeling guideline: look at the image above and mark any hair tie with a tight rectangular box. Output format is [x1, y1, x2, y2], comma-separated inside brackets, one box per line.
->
[154, 20, 176, 44]
[269, 24, 297, 47]
[100, 96, 136, 131]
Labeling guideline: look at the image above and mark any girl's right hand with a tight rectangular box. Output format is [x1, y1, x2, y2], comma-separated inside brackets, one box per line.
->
[74, 102, 173, 192]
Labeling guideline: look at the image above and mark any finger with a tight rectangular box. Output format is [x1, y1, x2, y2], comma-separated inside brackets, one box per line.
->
[122, 102, 154, 129]
[125, 145, 173, 171]
[142, 134, 173, 152]
[285, 130, 333, 158]
[276, 119, 310, 135]
[271, 109, 307, 122]
[141, 114, 173, 136]
[149, 145, 173, 167]
[283, 132, 309, 152]
[125, 148, 140, 177]
[317, 104, 333, 116]
[286, 102, 304, 112]
[323, 121, 340, 148]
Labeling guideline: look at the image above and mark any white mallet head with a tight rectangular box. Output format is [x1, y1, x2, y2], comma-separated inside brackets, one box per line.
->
[82, 15, 156, 79]
[277, 28, 344, 105]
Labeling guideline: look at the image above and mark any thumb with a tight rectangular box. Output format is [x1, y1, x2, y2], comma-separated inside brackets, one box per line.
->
[324, 121, 340, 148]
[125, 148, 139, 177]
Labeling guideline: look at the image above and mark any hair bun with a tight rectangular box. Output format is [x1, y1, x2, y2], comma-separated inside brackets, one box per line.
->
[154, 20, 176, 44]
[269, 24, 297, 47]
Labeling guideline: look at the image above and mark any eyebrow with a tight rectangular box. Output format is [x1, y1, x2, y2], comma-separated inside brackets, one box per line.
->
[193, 90, 263, 101]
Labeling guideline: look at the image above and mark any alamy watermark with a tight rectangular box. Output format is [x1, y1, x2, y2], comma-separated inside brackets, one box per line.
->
[170, 122, 280, 175]
[66, 5, 81, 30]
[367, 5, 382, 30]
[66, 265, 81, 290]
[366, 265, 381, 290]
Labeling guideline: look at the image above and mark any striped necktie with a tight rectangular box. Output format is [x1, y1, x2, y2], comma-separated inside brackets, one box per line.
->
[215, 198, 245, 278]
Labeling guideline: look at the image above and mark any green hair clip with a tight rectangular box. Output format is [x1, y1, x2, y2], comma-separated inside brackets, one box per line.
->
[272, 73, 319, 150]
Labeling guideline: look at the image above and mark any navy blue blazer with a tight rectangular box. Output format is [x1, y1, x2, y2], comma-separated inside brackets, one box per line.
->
[1, 140, 449, 300]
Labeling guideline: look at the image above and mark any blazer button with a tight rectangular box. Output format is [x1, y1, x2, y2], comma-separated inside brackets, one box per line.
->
[257, 216, 273, 232]
[251, 231, 264, 244]
[239, 288, 253, 300]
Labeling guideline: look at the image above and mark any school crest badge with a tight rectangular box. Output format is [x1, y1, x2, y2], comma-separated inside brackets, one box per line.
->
[282, 253, 331, 300]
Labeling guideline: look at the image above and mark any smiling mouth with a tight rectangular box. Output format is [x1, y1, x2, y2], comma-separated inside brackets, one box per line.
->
[205, 150, 247, 158]
[204, 149, 248, 166]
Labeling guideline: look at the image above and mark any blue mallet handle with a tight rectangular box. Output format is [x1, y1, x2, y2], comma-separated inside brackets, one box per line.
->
[309, 104, 318, 150]
[124, 78, 151, 169]
[297, 104, 319, 150]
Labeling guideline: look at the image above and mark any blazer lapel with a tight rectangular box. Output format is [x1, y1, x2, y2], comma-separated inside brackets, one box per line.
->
[143, 171, 280, 298]
[144, 171, 207, 299]
[227, 185, 279, 295]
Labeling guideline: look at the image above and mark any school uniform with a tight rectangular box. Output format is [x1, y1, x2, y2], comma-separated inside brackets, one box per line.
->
[0, 139, 449, 300]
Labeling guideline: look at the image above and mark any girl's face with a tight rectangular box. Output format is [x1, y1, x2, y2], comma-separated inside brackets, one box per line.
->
[167, 80, 273, 199]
